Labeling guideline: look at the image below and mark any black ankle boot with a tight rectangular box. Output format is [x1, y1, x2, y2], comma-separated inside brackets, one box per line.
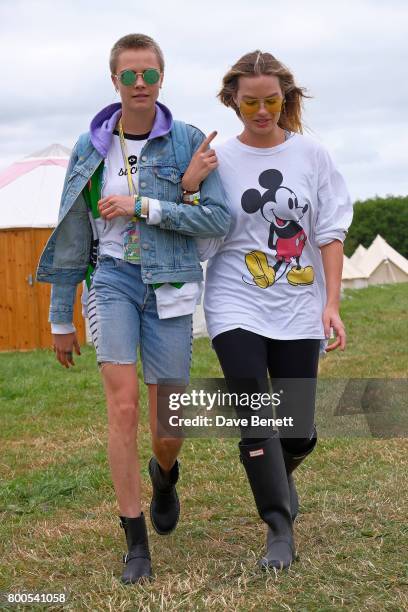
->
[148, 457, 180, 535]
[119, 512, 152, 584]
[239, 434, 295, 570]
[281, 427, 318, 522]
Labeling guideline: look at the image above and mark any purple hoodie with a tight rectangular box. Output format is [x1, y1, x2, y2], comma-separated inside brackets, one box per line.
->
[89, 101, 173, 157]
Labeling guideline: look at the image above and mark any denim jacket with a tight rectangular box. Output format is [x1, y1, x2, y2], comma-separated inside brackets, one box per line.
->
[36, 102, 230, 324]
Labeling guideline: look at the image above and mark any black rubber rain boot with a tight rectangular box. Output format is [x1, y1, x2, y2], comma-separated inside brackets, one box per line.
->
[239, 434, 295, 570]
[119, 512, 152, 584]
[281, 427, 318, 522]
[148, 457, 180, 535]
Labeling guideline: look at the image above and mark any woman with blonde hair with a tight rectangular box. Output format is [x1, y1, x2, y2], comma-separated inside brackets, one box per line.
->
[37, 33, 229, 584]
[195, 50, 352, 569]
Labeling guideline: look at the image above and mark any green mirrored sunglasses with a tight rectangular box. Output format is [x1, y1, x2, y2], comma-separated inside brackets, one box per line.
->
[116, 68, 161, 86]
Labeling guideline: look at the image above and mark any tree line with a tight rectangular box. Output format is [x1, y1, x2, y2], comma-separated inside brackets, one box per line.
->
[344, 196, 408, 259]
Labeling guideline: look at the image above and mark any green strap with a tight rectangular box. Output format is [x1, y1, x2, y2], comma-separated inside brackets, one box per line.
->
[83, 162, 103, 218]
[83, 163, 103, 289]
[85, 265, 94, 290]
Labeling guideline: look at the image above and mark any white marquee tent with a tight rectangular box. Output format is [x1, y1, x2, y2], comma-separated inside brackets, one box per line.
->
[341, 256, 368, 289]
[350, 235, 408, 285]
[0, 144, 71, 229]
[0, 144, 89, 350]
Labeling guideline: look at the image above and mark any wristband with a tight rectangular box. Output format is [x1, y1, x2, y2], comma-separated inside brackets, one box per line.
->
[134, 195, 149, 218]
[134, 195, 142, 218]
[182, 191, 200, 205]
[141, 196, 149, 218]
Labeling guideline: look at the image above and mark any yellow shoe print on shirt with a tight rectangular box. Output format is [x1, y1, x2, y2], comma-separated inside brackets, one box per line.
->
[245, 251, 276, 288]
[286, 265, 314, 286]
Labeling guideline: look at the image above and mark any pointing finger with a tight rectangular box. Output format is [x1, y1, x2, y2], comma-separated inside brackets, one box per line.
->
[197, 130, 218, 152]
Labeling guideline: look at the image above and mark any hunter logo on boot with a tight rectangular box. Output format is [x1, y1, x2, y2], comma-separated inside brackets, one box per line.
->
[249, 449, 265, 457]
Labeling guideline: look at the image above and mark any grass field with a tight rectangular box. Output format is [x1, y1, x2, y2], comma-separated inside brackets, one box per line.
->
[0, 283, 407, 611]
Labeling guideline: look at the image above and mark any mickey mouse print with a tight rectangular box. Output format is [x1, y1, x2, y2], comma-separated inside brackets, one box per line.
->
[241, 169, 314, 289]
[201, 133, 353, 342]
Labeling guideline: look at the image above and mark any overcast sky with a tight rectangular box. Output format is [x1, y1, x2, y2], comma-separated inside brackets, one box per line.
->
[1, 0, 407, 201]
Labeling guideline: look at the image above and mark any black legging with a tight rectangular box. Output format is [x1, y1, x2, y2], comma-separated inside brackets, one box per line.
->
[212, 328, 320, 454]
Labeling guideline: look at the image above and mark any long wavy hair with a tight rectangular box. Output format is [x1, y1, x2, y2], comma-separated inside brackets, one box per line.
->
[218, 51, 310, 133]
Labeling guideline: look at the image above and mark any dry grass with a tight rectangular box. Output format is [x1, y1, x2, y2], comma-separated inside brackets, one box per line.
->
[1, 433, 407, 611]
[0, 427, 106, 478]
[0, 284, 407, 611]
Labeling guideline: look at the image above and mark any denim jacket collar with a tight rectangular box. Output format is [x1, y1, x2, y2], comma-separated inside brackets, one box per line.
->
[89, 101, 173, 157]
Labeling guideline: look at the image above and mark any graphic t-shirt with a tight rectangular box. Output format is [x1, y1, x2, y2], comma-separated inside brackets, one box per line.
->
[96, 130, 149, 261]
[202, 134, 353, 342]
[51, 128, 202, 333]
[97, 129, 202, 319]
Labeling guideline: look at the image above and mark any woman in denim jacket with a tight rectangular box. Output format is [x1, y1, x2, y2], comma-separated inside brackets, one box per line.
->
[37, 33, 229, 584]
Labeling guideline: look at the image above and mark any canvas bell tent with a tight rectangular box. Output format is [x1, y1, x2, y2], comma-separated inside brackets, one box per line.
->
[0, 144, 85, 351]
[349, 244, 367, 269]
[341, 256, 368, 290]
[350, 235, 408, 286]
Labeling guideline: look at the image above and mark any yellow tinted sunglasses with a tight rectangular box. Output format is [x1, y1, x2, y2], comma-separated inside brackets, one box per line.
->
[239, 96, 284, 116]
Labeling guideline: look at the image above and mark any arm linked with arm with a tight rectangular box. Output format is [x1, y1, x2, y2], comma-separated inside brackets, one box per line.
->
[154, 127, 231, 238]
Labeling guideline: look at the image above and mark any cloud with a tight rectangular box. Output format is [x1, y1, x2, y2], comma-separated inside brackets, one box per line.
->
[1, 0, 407, 200]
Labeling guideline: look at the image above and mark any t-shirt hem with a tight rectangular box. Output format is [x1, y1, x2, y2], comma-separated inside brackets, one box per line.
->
[208, 321, 325, 342]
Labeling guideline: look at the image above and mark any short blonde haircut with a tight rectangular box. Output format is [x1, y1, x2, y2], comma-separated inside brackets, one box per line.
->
[109, 33, 165, 74]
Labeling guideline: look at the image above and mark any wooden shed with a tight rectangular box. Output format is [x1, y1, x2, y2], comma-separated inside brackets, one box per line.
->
[0, 144, 85, 351]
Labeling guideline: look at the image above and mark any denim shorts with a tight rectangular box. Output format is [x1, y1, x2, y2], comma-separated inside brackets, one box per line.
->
[88, 255, 193, 384]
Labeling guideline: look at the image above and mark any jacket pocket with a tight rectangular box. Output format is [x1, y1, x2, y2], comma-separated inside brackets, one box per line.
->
[64, 163, 90, 191]
[155, 165, 182, 202]
[53, 208, 92, 268]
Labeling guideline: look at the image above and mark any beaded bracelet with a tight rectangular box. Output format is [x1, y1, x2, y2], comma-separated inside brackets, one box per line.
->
[134, 195, 142, 218]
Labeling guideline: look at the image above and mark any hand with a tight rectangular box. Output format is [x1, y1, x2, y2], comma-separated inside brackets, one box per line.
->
[98, 195, 134, 219]
[182, 131, 218, 192]
[52, 332, 81, 368]
[322, 306, 346, 352]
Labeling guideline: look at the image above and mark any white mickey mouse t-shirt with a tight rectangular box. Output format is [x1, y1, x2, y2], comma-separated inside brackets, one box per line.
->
[200, 134, 353, 343]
